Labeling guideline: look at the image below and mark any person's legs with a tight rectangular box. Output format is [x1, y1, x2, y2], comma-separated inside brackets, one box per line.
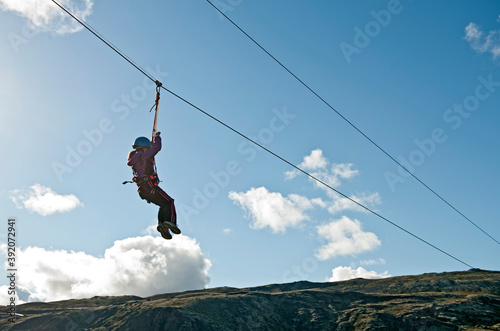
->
[138, 182, 180, 235]
[155, 188, 177, 225]
[154, 186, 180, 234]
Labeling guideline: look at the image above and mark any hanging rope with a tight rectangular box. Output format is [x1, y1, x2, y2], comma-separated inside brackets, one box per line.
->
[150, 80, 162, 138]
[148, 81, 162, 178]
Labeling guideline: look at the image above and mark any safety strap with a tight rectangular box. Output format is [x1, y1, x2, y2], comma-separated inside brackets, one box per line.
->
[122, 174, 159, 186]
[150, 81, 162, 137]
[150, 81, 162, 177]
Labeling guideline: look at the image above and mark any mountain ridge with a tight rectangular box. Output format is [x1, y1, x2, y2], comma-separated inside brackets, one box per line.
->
[2, 269, 499, 330]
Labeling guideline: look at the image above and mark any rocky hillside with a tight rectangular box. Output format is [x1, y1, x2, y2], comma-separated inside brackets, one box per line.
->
[2, 269, 499, 330]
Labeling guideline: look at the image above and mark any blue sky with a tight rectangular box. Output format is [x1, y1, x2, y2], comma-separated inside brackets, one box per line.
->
[1, 0, 499, 303]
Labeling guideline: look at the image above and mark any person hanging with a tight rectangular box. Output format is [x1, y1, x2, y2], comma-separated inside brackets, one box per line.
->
[127, 133, 180, 239]
[126, 81, 180, 239]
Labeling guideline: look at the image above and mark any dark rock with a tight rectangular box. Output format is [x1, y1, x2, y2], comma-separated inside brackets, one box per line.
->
[1, 269, 499, 330]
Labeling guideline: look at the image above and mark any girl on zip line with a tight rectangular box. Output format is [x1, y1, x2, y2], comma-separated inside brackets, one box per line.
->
[127, 132, 180, 240]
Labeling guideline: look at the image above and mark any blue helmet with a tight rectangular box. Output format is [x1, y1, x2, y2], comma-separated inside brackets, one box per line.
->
[133, 137, 152, 149]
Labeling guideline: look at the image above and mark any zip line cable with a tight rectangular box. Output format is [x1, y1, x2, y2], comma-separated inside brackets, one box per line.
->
[159, 84, 476, 270]
[52, 0, 481, 271]
[205, 0, 500, 247]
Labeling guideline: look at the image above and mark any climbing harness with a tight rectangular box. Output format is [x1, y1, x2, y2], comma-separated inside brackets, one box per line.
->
[136, 174, 160, 187]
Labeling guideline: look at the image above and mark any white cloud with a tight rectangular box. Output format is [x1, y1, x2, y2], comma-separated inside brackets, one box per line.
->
[285, 149, 359, 191]
[231, 150, 380, 237]
[464, 21, 500, 59]
[330, 163, 359, 180]
[10, 184, 83, 216]
[0, 235, 211, 304]
[142, 223, 158, 236]
[313, 164, 355, 190]
[464, 22, 483, 42]
[285, 149, 327, 180]
[284, 149, 380, 214]
[0, 284, 31, 306]
[315, 216, 381, 260]
[327, 192, 381, 214]
[327, 266, 390, 282]
[300, 149, 328, 171]
[228, 187, 315, 233]
[222, 228, 232, 235]
[0, 0, 93, 34]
